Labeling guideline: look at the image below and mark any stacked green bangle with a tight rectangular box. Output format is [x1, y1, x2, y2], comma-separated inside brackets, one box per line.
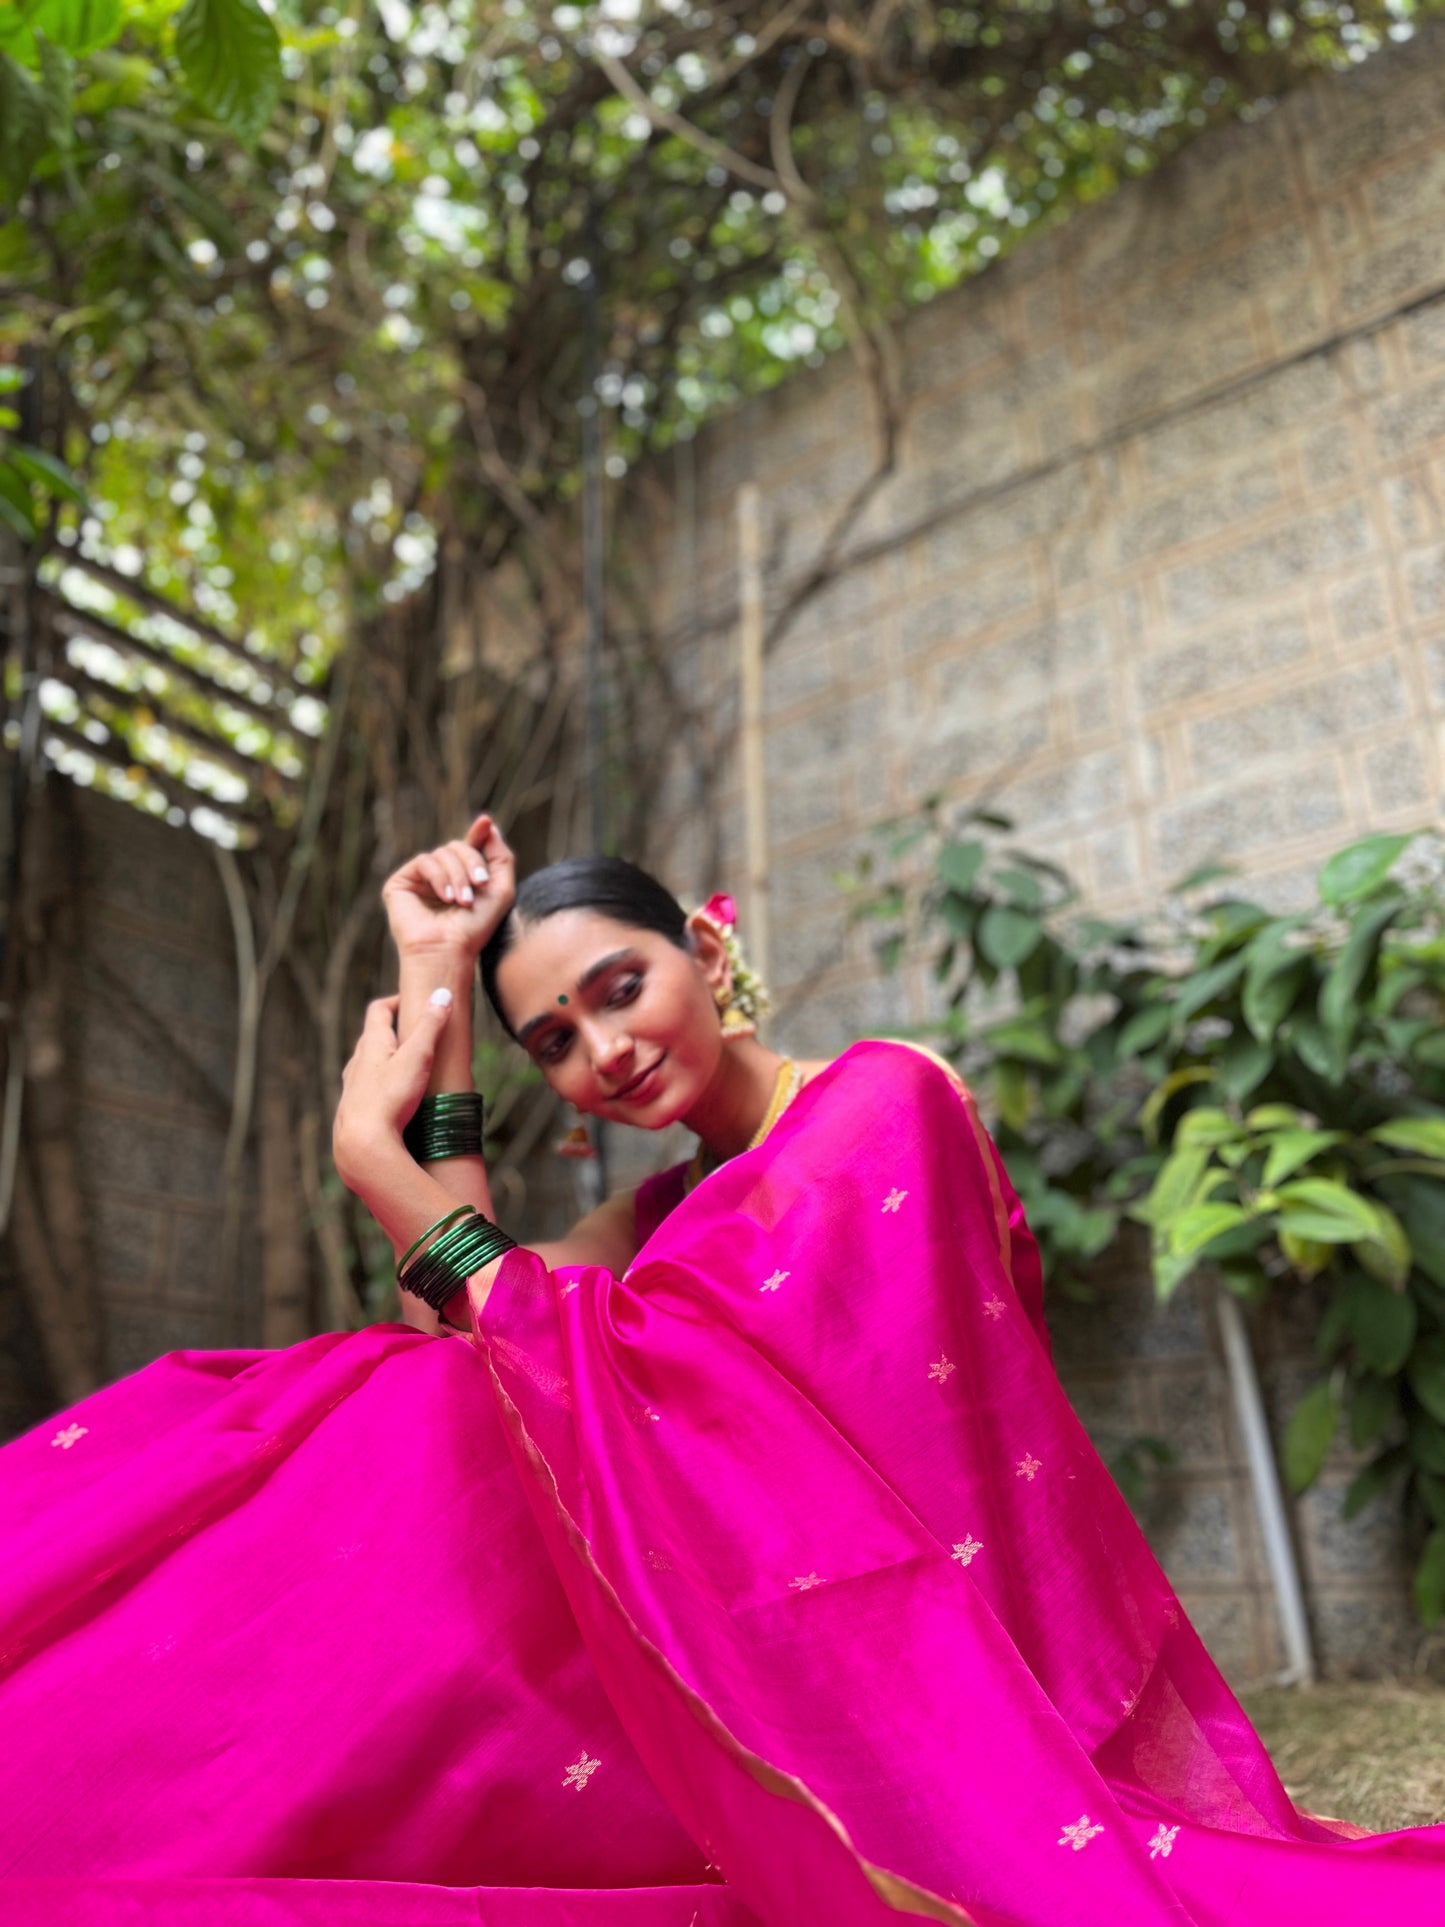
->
[398, 1206, 518, 1314]
[403, 1091, 486, 1163]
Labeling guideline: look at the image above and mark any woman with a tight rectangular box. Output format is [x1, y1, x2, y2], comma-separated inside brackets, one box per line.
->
[1, 817, 1443, 1926]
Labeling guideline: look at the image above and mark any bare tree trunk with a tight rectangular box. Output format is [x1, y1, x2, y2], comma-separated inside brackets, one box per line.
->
[9, 1157, 100, 1406]
[257, 1001, 311, 1349]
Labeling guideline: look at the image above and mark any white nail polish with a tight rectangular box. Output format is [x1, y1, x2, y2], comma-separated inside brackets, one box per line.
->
[460, 887, 474, 904]
[471, 865, 488, 883]
[442, 886, 454, 901]
[429, 986, 453, 1007]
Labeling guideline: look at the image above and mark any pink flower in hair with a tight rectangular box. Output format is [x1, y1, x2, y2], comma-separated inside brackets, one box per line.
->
[701, 892, 737, 931]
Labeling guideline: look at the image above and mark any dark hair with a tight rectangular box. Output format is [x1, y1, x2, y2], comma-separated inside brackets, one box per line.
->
[480, 855, 689, 1036]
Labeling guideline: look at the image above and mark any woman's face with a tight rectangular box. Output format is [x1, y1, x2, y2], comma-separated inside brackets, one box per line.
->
[493, 908, 728, 1128]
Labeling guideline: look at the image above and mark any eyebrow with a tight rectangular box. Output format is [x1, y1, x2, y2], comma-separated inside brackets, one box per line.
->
[516, 949, 639, 1046]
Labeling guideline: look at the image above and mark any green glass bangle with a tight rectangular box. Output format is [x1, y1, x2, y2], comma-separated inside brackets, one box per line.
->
[403, 1092, 486, 1164]
[396, 1203, 473, 1276]
[399, 1207, 518, 1314]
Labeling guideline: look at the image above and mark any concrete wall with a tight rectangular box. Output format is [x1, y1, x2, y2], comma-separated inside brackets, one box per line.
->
[613, 30, 1445, 1681]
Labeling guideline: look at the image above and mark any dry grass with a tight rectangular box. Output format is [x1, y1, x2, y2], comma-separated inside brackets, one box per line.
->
[1240, 1682, 1445, 1833]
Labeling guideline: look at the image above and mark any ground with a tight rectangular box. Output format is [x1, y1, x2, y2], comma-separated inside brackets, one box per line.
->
[1242, 1682, 1445, 1832]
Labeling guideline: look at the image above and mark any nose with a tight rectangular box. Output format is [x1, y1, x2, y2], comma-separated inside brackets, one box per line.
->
[584, 1017, 634, 1081]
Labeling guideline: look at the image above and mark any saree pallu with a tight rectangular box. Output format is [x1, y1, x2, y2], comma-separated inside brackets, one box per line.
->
[1, 1040, 1443, 1924]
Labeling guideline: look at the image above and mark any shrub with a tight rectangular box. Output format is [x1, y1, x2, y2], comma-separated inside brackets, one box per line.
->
[851, 809, 1445, 1623]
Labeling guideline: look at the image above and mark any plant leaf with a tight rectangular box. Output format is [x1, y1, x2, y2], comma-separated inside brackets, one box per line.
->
[28, 0, 122, 57]
[174, 0, 282, 140]
[1275, 1177, 1384, 1245]
[936, 839, 984, 895]
[1342, 1447, 1406, 1520]
[1319, 891, 1402, 1053]
[1407, 1334, 1445, 1426]
[1413, 1529, 1445, 1628]
[1348, 1280, 1417, 1375]
[1261, 1128, 1347, 1189]
[7, 441, 84, 504]
[1349, 1375, 1399, 1450]
[1116, 1002, 1172, 1058]
[1283, 1378, 1339, 1492]
[1319, 832, 1413, 907]
[1370, 1118, 1445, 1161]
[977, 903, 1042, 971]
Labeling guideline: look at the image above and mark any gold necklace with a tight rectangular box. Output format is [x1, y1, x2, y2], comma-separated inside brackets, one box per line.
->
[687, 1057, 803, 1192]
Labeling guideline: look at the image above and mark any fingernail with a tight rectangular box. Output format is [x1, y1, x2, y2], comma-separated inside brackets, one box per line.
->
[460, 886, 474, 904]
[471, 865, 488, 883]
[442, 886, 455, 902]
[429, 987, 453, 1007]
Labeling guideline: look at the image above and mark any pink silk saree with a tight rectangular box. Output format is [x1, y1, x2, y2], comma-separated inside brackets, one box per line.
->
[2, 1039, 1443, 1925]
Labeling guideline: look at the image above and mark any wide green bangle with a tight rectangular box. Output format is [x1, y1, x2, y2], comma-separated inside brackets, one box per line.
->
[399, 1207, 518, 1313]
[403, 1092, 486, 1164]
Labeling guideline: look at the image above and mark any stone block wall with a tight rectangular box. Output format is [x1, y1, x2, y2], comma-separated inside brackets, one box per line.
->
[0, 779, 257, 1440]
[612, 30, 1445, 1681]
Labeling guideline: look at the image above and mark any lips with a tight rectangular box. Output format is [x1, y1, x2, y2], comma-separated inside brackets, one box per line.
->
[612, 1056, 666, 1103]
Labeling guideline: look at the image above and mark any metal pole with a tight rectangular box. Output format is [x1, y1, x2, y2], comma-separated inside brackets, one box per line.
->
[736, 483, 770, 985]
[1216, 1290, 1317, 1685]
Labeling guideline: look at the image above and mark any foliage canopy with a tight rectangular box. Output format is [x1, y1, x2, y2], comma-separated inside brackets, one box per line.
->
[0, 0, 1429, 828]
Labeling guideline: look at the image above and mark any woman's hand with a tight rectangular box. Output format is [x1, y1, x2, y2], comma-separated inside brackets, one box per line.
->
[333, 991, 454, 1197]
[381, 813, 516, 960]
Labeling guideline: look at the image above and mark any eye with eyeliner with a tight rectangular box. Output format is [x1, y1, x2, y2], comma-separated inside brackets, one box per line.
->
[533, 967, 643, 1064]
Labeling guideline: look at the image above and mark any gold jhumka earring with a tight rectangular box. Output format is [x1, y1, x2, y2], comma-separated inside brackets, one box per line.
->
[714, 981, 757, 1041]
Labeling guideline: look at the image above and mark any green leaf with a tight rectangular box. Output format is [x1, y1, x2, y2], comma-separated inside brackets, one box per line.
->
[0, 460, 36, 540]
[1275, 1177, 1382, 1245]
[174, 0, 282, 140]
[1407, 1334, 1445, 1426]
[980, 1018, 1061, 1066]
[1247, 1103, 1306, 1132]
[936, 839, 984, 895]
[991, 1058, 1029, 1133]
[1175, 1106, 1241, 1148]
[1289, 1011, 1344, 1082]
[1132, 1142, 1211, 1228]
[7, 441, 83, 504]
[1241, 917, 1310, 1044]
[1349, 1375, 1398, 1451]
[991, 865, 1045, 911]
[1418, 1471, 1445, 1530]
[1355, 1199, 1411, 1292]
[1166, 1200, 1248, 1258]
[1319, 832, 1413, 907]
[1370, 1118, 1445, 1161]
[1116, 1002, 1172, 1058]
[1283, 1378, 1339, 1492]
[0, 52, 47, 197]
[1261, 1128, 1347, 1189]
[1170, 954, 1247, 1032]
[28, 0, 122, 56]
[1212, 1035, 1273, 1101]
[1139, 1066, 1215, 1145]
[1348, 1280, 1416, 1375]
[1342, 1446, 1406, 1519]
[977, 903, 1042, 971]
[1319, 891, 1402, 1053]
[1407, 1406, 1445, 1477]
[1413, 1529, 1445, 1627]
